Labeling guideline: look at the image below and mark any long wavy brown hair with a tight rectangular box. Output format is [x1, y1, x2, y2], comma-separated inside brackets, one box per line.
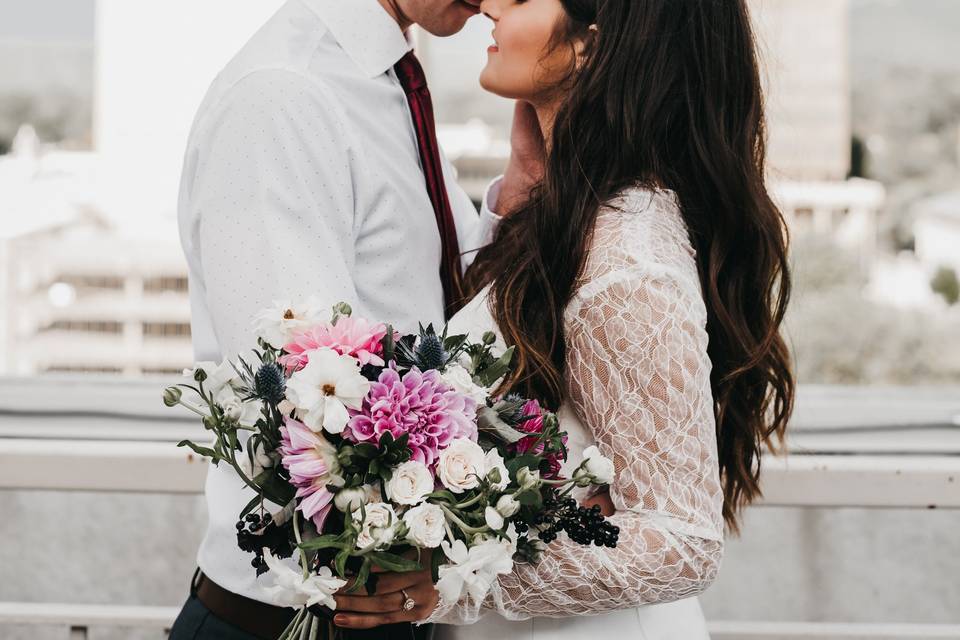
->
[463, 0, 795, 535]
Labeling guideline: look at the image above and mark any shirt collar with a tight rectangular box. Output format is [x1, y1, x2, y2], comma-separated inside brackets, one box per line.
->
[303, 0, 413, 78]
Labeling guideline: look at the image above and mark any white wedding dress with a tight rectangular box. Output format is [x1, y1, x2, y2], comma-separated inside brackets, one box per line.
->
[429, 186, 726, 639]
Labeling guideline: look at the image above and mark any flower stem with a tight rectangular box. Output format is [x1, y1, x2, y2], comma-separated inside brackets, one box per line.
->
[293, 509, 311, 579]
[453, 492, 485, 510]
[440, 504, 488, 535]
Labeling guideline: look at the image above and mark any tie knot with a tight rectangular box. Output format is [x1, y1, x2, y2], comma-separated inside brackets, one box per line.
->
[394, 50, 428, 94]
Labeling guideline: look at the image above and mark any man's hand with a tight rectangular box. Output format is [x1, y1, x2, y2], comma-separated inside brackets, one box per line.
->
[497, 101, 546, 215]
[331, 553, 440, 630]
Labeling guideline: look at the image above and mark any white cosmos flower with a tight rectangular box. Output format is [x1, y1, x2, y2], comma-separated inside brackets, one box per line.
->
[284, 348, 370, 434]
[435, 532, 516, 603]
[386, 460, 435, 506]
[260, 547, 346, 610]
[253, 298, 325, 348]
[437, 438, 486, 494]
[403, 502, 446, 548]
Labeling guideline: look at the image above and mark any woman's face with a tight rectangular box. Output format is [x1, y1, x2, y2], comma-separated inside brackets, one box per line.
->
[478, 0, 576, 104]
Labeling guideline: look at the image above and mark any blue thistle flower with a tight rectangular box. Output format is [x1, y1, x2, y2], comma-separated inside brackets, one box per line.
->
[416, 333, 448, 370]
[254, 362, 286, 404]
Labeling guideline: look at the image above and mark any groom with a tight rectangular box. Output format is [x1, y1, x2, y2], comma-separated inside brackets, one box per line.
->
[172, 0, 540, 638]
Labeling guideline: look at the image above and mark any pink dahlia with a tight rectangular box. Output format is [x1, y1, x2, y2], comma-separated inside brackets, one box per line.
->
[511, 399, 567, 479]
[344, 367, 478, 468]
[279, 316, 390, 375]
[279, 417, 340, 530]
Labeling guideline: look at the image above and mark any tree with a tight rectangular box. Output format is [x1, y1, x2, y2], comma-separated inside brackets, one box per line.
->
[931, 266, 960, 305]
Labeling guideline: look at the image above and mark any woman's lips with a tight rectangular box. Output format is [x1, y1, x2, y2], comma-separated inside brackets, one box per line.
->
[488, 45, 499, 53]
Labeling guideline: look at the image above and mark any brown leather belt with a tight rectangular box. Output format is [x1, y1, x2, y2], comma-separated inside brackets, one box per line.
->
[195, 569, 297, 639]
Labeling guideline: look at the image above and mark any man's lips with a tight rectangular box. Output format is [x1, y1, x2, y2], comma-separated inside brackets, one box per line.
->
[458, 0, 482, 13]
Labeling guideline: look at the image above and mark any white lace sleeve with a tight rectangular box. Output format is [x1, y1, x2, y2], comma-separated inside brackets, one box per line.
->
[426, 191, 726, 625]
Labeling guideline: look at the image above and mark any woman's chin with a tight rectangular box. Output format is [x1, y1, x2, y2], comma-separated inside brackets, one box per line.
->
[479, 68, 522, 100]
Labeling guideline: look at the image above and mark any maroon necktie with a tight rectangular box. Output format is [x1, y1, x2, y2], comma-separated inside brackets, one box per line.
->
[394, 50, 465, 319]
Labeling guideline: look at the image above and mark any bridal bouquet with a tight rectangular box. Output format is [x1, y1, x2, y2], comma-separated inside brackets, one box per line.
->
[163, 300, 619, 639]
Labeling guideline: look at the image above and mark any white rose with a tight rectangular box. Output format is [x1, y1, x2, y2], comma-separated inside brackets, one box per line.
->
[441, 364, 489, 406]
[437, 438, 486, 494]
[495, 494, 520, 518]
[334, 486, 372, 513]
[484, 449, 510, 491]
[403, 502, 446, 548]
[580, 445, 615, 485]
[386, 460, 435, 506]
[484, 506, 504, 531]
[353, 502, 397, 550]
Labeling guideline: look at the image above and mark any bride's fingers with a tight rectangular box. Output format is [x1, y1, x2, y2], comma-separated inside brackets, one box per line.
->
[334, 590, 407, 614]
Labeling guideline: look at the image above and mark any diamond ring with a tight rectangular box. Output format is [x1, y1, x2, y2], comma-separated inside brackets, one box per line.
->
[400, 588, 416, 612]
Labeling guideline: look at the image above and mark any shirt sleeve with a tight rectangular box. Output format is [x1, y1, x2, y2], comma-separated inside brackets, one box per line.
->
[425, 264, 725, 624]
[183, 69, 361, 361]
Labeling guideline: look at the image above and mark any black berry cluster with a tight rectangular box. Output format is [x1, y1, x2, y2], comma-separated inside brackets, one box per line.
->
[532, 495, 620, 548]
[236, 511, 293, 575]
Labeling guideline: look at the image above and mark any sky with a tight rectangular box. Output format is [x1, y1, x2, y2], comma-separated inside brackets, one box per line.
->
[0, 0, 94, 40]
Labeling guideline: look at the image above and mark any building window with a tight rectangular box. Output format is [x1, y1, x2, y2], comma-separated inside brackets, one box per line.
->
[142, 322, 192, 338]
[144, 276, 189, 293]
[55, 275, 125, 290]
[142, 367, 189, 376]
[42, 320, 124, 334]
[43, 366, 124, 375]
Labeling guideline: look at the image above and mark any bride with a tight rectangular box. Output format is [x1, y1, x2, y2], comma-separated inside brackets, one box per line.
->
[333, 0, 795, 636]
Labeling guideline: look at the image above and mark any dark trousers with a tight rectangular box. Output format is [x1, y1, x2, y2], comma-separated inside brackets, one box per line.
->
[168, 567, 434, 640]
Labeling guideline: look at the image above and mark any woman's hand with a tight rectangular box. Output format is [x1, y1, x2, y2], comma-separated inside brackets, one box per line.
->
[331, 553, 440, 630]
[498, 101, 546, 215]
[582, 489, 615, 516]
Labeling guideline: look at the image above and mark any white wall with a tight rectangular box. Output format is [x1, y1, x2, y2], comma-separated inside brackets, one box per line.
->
[93, 0, 286, 224]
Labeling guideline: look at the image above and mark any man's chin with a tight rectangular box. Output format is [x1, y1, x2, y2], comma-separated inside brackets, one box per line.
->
[419, 1, 481, 37]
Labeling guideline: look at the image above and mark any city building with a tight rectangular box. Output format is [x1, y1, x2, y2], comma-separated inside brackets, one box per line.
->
[0, 1, 292, 377]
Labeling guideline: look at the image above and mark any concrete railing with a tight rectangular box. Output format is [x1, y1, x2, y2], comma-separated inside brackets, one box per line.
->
[2, 377, 959, 639]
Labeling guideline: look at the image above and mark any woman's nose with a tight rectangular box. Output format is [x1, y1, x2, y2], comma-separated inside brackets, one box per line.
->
[479, 0, 501, 20]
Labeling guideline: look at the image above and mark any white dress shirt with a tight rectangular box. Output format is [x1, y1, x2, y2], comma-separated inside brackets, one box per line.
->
[177, 0, 500, 603]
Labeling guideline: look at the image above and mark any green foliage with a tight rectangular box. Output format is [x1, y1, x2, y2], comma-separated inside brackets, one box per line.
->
[931, 266, 960, 305]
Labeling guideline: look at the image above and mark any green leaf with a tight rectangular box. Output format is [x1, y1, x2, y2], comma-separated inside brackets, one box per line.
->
[369, 551, 422, 573]
[335, 549, 349, 578]
[354, 443, 379, 459]
[476, 346, 515, 387]
[506, 454, 540, 482]
[425, 489, 458, 504]
[346, 557, 372, 594]
[177, 440, 217, 459]
[477, 406, 526, 444]
[238, 494, 262, 519]
[298, 534, 348, 551]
